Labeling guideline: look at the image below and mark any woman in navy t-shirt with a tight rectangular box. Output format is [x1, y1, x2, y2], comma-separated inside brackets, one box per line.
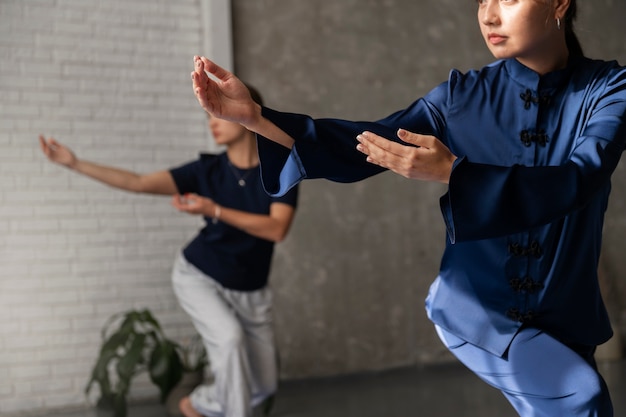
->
[40, 86, 299, 417]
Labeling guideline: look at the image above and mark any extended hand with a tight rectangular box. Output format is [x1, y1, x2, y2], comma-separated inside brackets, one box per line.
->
[191, 56, 259, 128]
[356, 129, 457, 184]
[39, 135, 77, 168]
[171, 193, 216, 217]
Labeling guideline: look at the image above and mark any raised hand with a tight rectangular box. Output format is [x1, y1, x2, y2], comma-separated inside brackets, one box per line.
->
[356, 129, 457, 184]
[191, 56, 260, 129]
[39, 135, 77, 168]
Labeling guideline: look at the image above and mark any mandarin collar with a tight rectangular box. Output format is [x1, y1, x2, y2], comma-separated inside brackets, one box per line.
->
[504, 56, 581, 91]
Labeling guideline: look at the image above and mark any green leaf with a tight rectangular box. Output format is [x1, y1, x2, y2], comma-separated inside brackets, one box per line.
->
[86, 348, 119, 397]
[116, 333, 146, 381]
[139, 309, 164, 336]
[119, 311, 142, 333]
[149, 339, 183, 402]
[101, 330, 133, 355]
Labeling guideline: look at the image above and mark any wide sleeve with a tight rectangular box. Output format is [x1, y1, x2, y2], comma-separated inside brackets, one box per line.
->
[257, 84, 449, 196]
[441, 69, 626, 243]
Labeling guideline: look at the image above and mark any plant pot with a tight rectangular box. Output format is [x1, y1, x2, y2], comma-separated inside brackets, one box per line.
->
[95, 407, 115, 417]
[165, 370, 204, 417]
[94, 394, 126, 417]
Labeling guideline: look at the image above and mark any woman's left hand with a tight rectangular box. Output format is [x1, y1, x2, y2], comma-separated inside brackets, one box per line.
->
[356, 129, 457, 184]
[171, 193, 215, 216]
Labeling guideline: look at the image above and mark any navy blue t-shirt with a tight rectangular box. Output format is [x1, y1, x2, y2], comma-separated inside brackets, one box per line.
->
[169, 152, 298, 291]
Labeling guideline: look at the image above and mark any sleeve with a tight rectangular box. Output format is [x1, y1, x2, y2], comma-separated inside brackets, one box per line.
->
[257, 82, 450, 196]
[441, 69, 626, 243]
[271, 182, 299, 209]
[169, 157, 209, 195]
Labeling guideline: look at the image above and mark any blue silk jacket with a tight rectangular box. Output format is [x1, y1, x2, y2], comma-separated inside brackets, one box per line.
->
[256, 57, 626, 356]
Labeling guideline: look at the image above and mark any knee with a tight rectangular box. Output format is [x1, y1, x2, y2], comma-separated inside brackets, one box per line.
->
[217, 327, 246, 351]
[566, 370, 612, 416]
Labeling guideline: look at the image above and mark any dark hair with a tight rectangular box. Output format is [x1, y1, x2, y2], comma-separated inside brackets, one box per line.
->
[563, 0, 584, 57]
[244, 83, 264, 107]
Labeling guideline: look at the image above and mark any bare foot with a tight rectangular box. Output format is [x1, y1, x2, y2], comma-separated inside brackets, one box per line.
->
[179, 396, 203, 417]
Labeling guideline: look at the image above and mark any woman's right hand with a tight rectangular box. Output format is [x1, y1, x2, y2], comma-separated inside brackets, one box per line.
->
[39, 135, 77, 168]
[191, 56, 261, 130]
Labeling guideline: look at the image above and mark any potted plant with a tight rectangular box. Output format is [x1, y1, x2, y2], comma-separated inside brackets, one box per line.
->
[85, 309, 202, 417]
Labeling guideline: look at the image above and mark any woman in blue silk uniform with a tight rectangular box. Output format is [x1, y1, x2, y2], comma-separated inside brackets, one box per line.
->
[190, 0, 626, 415]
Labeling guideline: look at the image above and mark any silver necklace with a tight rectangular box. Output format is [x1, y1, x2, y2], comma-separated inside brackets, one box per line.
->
[227, 161, 253, 187]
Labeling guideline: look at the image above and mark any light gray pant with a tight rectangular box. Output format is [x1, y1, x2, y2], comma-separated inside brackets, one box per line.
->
[172, 253, 277, 417]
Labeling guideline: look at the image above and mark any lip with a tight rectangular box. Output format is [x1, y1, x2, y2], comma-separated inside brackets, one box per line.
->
[488, 33, 507, 45]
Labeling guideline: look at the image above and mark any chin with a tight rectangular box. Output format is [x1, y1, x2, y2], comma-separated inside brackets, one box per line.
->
[489, 50, 514, 60]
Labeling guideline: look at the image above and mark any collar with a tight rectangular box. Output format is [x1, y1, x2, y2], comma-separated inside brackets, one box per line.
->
[504, 56, 582, 91]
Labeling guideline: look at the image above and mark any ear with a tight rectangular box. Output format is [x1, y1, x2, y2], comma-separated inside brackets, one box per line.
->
[553, 0, 571, 19]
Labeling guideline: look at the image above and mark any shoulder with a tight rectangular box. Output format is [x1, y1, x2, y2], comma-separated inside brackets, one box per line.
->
[199, 152, 222, 163]
[428, 60, 505, 106]
[195, 152, 227, 170]
[571, 57, 626, 97]
[576, 56, 625, 72]
[447, 60, 505, 88]
[170, 152, 223, 176]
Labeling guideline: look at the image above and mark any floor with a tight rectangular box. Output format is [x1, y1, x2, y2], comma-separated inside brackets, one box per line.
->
[44, 359, 626, 417]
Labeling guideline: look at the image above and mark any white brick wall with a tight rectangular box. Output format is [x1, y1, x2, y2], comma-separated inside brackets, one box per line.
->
[0, 0, 225, 414]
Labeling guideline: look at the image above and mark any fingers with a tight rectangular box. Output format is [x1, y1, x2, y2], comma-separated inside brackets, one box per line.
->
[397, 128, 429, 147]
[192, 73, 212, 113]
[355, 130, 434, 179]
[192, 57, 210, 105]
[172, 193, 210, 216]
[38, 134, 56, 157]
[192, 56, 231, 85]
[198, 56, 231, 82]
[356, 131, 408, 160]
[38, 135, 47, 152]
[355, 132, 397, 171]
[356, 129, 455, 183]
[171, 194, 189, 211]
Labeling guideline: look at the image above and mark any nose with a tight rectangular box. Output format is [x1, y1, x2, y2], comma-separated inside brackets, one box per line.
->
[479, 0, 500, 26]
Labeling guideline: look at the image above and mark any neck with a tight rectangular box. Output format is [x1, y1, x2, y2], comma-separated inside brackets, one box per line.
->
[517, 38, 570, 76]
[226, 133, 258, 168]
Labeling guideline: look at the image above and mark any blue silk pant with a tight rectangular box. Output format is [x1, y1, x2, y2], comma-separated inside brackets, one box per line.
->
[436, 325, 613, 417]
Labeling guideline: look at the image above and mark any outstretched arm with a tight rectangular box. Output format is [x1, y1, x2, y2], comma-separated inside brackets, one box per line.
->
[39, 135, 178, 195]
[191, 56, 295, 149]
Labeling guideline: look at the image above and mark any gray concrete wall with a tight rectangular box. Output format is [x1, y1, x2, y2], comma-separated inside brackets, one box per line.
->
[229, 0, 626, 379]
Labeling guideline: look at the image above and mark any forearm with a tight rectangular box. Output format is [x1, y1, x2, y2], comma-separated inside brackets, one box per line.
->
[216, 205, 294, 242]
[245, 103, 295, 149]
[70, 159, 144, 192]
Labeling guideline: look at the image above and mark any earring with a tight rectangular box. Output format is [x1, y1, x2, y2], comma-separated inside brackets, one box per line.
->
[556, 17, 561, 30]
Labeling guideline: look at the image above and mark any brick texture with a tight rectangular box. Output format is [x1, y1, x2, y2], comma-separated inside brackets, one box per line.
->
[0, 0, 217, 414]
